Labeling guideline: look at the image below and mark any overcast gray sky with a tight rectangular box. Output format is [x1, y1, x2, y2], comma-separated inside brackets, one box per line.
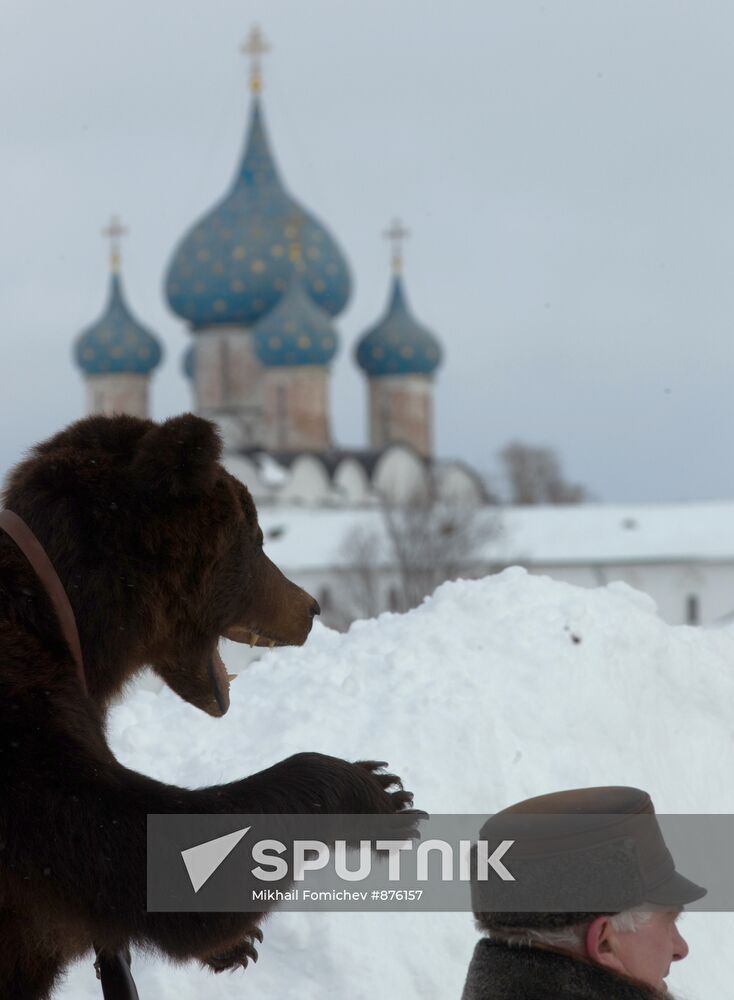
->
[1, 0, 732, 501]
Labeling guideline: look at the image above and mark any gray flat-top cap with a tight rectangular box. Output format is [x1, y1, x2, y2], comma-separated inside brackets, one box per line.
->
[472, 786, 706, 923]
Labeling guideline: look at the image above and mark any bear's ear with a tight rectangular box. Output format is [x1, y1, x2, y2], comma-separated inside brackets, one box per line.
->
[130, 414, 222, 498]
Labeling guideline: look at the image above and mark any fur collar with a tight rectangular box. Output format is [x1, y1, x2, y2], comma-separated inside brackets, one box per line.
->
[461, 938, 670, 1000]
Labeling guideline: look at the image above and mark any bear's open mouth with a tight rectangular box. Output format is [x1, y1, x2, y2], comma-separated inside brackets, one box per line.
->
[205, 626, 288, 715]
[223, 624, 287, 648]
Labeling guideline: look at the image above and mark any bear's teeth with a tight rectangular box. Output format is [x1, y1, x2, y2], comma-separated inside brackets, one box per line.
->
[268, 640, 275, 648]
[227, 672, 238, 682]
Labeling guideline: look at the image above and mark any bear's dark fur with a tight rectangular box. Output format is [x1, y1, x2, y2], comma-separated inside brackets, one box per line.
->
[0, 413, 414, 999]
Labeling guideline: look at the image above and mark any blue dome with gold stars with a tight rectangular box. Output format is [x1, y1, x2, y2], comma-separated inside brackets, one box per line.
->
[254, 269, 338, 366]
[164, 96, 351, 330]
[74, 272, 163, 376]
[355, 275, 442, 377]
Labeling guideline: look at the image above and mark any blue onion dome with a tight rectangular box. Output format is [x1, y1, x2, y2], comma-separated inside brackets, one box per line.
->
[74, 271, 163, 376]
[254, 267, 338, 366]
[182, 344, 195, 380]
[355, 274, 443, 377]
[164, 96, 351, 330]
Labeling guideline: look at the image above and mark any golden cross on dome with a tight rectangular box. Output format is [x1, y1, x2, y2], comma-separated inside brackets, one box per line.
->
[101, 215, 127, 274]
[241, 25, 271, 94]
[383, 217, 410, 274]
[286, 209, 306, 271]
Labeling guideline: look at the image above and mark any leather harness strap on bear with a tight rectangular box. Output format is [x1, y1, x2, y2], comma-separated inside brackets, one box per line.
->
[0, 509, 86, 695]
[0, 509, 141, 1000]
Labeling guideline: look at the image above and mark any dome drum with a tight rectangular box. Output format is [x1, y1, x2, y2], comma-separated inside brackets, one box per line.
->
[194, 329, 266, 446]
[84, 372, 151, 420]
[262, 366, 331, 451]
[194, 328, 264, 408]
[368, 375, 433, 457]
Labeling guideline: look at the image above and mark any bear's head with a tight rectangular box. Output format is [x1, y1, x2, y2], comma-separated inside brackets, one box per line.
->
[1, 413, 319, 716]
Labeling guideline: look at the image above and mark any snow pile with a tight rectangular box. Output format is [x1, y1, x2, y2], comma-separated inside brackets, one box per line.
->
[58, 569, 734, 999]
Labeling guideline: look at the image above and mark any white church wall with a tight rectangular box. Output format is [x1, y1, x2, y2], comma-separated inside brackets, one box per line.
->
[522, 561, 734, 627]
[249, 502, 734, 630]
[287, 560, 734, 630]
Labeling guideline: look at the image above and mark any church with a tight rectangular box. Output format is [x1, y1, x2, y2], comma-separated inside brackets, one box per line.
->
[70, 28, 734, 630]
[72, 26, 485, 510]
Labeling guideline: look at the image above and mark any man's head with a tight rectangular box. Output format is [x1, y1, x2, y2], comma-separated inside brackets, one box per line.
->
[471, 786, 704, 993]
[489, 906, 687, 992]
[585, 908, 688, 991]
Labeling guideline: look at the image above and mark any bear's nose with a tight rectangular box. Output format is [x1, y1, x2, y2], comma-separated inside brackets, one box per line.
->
[310, 599, 321, 619]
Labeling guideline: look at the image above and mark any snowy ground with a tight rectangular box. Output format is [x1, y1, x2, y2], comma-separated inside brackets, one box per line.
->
[57, 569, 733, 999]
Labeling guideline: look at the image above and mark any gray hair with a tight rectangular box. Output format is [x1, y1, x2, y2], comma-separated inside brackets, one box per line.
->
[487, 908, 654, 949]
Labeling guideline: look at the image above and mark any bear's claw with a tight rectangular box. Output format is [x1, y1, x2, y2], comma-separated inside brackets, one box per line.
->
[354, 760, 428, 837]
[204, 929, 263, 973]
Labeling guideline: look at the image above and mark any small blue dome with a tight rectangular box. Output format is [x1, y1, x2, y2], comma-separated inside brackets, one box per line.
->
[254, 270, 338, 367]
[74, 273, 163, 376]
[355, 275, 442, 377]
[182, 344, 195, 380]
[164, 96, 351, 330]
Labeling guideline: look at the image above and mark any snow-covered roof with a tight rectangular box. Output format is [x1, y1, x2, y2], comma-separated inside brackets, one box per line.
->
[498, 501, 734, 565]
[258, 501, 734, 572]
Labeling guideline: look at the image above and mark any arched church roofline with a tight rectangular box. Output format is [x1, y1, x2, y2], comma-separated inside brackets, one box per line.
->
[371, 441, 430, 483]
[333, 456, 371, 503]
[372, 444, 431, 503]
[432, 458, 494, 504]
[234, 447, 389, 482]
[230, 445, 488, 506]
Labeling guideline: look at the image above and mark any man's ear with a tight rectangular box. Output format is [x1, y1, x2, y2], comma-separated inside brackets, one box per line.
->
[130, 413, 222, 498]
[585, 915, 626, 975]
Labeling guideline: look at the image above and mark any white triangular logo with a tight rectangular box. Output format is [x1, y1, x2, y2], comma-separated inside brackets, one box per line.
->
[181, 826, 250, 893]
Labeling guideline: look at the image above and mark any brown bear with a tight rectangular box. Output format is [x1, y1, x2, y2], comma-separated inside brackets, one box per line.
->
[0, 413, 415, 999]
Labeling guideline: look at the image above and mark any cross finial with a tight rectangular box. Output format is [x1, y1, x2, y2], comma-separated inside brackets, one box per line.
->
[286, 209, 306, 271]
[241, 25, 271, 94]
[383, 217, 410, 274]
[101, 215, 127, 274]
